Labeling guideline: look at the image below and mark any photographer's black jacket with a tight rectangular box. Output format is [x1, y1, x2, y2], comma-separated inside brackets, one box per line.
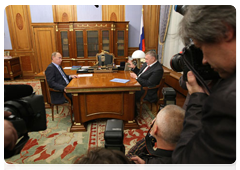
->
[45, 63, 71, 104]
[172, 73, 236, 163]
[139, 148, 173, 164]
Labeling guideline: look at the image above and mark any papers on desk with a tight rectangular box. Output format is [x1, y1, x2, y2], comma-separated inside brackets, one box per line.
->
[78, 74, 93, 77]
[110, 78, 130, 83]
[82, 66, 91, 69]
[63, 67, 72, 69]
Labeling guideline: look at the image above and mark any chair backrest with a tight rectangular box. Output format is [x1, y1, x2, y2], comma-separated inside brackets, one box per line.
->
[157, 77, 165, 100]
[44, 72, 53, 105]
[96, 50, 115, 66]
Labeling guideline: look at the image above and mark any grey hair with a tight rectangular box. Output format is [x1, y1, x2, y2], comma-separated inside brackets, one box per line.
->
[146, 50, 157, 60]
[156, 105, 185, 144]
[178, 5, 236, 45]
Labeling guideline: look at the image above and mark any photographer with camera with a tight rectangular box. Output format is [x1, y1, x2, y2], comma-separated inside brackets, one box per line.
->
[172, 5, 236, 163]
[4, 84, 47, 158]
[126, 105, 185, 164]
[4, 111, 18, 150]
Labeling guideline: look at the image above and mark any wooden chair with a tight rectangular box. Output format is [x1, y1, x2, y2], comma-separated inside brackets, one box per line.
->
[45, 76, 73, 122]
[139, 77, 166, 117]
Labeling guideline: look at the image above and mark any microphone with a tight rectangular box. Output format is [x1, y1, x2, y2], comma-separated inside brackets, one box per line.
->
[4, 85, 34, 101]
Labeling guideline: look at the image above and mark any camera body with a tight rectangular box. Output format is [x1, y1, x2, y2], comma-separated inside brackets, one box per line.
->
[4, 85, 47, 158]
[5, 94, 47, 138]
[170, 44, 219, 81]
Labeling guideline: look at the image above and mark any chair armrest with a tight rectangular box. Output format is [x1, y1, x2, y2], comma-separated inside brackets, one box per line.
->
[49, 87, 71, 104]
[49, 88, 62, 93]
[142, 84, 160, 90]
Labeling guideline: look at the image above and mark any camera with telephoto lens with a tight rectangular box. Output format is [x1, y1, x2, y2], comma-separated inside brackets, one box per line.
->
[170, 5, 220, 82]
[170, 43, 220, 81]
[4, 84, 47, 158]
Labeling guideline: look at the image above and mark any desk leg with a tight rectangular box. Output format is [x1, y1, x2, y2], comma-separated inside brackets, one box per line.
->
[70, 93, 87, 132]
[124, 119, 139, 129]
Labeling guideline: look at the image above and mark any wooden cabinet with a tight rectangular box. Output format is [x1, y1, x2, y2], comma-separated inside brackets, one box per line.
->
[55, 21, 129, 67]
[4, 57, 22, 80]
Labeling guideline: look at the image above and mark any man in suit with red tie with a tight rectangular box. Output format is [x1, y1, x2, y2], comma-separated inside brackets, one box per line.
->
[128, 50, 163, 103]
[45, 52, 78, 104]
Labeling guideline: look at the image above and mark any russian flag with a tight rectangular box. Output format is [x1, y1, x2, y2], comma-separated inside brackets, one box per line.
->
[139, 13, 145, 52]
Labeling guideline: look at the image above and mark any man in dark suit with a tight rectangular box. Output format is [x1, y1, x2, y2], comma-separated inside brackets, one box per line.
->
[128, 50, 163, 103]
[45, 52, 78, 104]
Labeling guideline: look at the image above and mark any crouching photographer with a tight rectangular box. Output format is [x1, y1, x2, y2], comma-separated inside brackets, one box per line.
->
[126, 105, 185, 170]
[4, 84, 47, 159]
[171, 5, 236, 163]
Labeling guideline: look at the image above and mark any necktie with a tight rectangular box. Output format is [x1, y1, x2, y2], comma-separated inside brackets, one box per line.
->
[138, 66, 150, 78]
[58, 66, 69, 84]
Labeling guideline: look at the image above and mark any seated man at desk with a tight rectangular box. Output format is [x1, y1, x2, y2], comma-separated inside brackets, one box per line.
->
[128, 50, 163, 103]
[45, 52, 78, 104]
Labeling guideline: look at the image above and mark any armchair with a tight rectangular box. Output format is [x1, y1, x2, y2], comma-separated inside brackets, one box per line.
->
[45, 75, 73, 122]
[95, 50, 115, 66]
[139, 77, 166, 117]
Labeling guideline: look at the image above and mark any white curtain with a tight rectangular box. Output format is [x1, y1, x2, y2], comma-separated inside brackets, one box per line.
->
[160, 6, 185, 69]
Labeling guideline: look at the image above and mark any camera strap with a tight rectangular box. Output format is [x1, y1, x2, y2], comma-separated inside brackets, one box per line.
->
[4, 133, 29, 159]
[182, 55, 212, 94]
[145, 120, 158, 156]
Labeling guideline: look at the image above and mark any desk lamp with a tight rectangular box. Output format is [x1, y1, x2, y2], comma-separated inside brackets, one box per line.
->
[132, 50, 145, 69]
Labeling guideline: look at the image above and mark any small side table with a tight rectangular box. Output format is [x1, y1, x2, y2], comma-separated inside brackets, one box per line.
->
[4, 56, 22, 80]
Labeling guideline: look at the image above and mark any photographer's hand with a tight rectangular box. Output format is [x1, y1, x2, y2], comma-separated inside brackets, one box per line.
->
[186, 71, 206, 95]
[131, 156, 145, 164]
[4, 111, 18, 150]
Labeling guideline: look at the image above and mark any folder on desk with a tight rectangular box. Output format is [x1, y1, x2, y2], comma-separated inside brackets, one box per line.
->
[77, 68, 88, 73]
[110, 78, 130, 83]
[71, 66, 82, 70]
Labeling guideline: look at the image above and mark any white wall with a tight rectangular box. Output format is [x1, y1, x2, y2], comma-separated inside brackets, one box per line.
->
[162, 7, 184, 69]
[4, 9, 12, 50]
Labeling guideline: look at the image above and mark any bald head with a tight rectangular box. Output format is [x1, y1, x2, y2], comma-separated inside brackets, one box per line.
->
[155, 105, 185, 144]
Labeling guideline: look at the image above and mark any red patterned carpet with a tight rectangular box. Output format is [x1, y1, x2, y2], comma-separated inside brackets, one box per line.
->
[4, 79, 154, 164]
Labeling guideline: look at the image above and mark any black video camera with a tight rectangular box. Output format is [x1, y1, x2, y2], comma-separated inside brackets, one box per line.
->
[4, 84, 47, 158]
[170, 5, 220, 83]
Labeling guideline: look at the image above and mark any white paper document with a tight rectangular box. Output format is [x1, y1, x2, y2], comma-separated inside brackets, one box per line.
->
[110, 78, 130, 83]
[63, 67, 72, 69]
[78, 74, 93, 77]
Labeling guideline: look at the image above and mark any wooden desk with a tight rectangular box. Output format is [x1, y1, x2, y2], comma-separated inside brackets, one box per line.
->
[35, 70, 141, 132]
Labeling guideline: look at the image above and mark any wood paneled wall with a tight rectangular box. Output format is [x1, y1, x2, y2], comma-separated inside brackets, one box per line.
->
[102, 5, 125, 21]
[52, 5, 77, 22]
[5, 5, 37, 77]
[143, 5, 160, 52]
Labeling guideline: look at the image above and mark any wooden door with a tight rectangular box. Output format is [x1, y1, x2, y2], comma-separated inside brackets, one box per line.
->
[33, 25, 56, 72]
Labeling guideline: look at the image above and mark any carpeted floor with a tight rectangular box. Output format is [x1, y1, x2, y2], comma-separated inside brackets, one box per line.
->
[4, 79, 154, 164]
